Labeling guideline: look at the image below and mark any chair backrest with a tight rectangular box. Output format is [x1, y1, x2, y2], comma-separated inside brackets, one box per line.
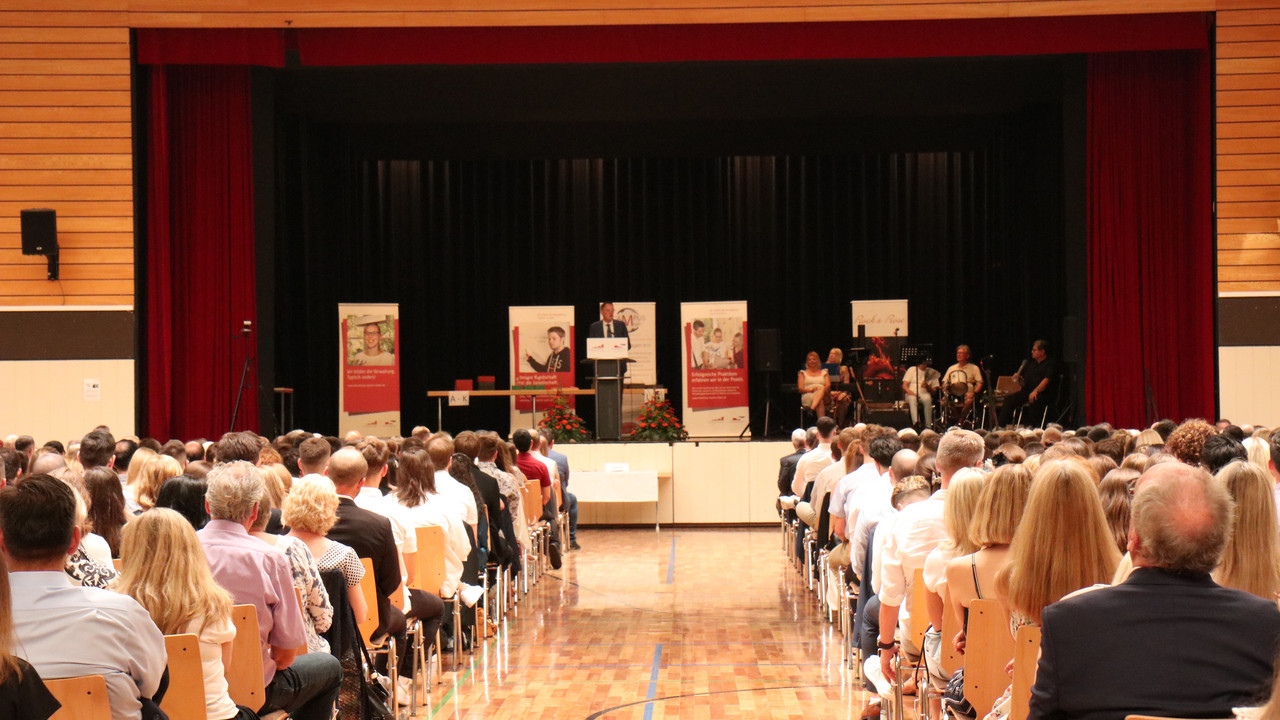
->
[412, 524, 449, 598]
[161, 633, 208, 720]
[905, 568, 929, 650]
[226, 603, 266, 711]
[357, 556, 381, 644]
[389, 581, 405, 611]
[964, 598, 1016, 719]
[996, 376, 1022, 395]
[292, 586, 308, 655]
[45, 675, 111, 720]
[552, 481, 563, 512]
[524, 480, 542, 525]
[939, 586, 964, 678]
[1010, 625, 1042, 720]
[111, 558, 123, 572]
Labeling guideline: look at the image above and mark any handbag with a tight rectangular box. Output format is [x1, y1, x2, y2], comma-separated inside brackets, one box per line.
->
[943, 667, 976, 720]
[358, 639, 394, 720]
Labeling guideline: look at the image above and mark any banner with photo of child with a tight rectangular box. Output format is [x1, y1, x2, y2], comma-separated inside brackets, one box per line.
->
[338, 302, 401, 437]
[509, 305, 576, 430]
[681, 300, 749, 437]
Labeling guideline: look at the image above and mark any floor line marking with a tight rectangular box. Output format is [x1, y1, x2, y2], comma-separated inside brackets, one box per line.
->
[642, 643, 663, 720]
[666, 536, 677, 584]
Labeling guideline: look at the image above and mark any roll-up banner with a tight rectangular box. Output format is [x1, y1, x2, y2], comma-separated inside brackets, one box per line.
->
[339, 303, 401, 437]
[510, 305, 576, 430]
[681, 300, 749, 437]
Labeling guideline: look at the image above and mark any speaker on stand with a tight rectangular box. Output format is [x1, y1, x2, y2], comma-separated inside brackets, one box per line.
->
[748, 329, 783, 438]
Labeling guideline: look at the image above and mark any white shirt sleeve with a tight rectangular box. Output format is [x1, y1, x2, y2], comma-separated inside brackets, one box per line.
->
[878, 519, 907, 607]
[124, 598, 168, 700]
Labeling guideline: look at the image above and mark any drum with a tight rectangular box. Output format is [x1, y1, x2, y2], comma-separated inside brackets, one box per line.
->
[947, 381, 970, 399]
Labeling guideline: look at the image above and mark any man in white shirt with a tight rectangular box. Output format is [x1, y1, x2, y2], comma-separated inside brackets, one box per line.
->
[427, 435, 479, 535]
[878, 429, 984, 681]
[792, 417, 837, 497]
[827, 429, 900, 569]
[850, 447, 918, 577]
[941, 345, 984, 422]
[4, 474, 167, 720]
[797, 425, 855, 529]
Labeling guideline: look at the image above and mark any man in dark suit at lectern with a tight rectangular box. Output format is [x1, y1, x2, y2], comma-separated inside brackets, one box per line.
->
[588, 302, 631, 348]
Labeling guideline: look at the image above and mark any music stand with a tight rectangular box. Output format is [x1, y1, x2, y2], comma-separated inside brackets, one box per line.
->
[843, 346, 869, 423]
[900, 343, 933, 367]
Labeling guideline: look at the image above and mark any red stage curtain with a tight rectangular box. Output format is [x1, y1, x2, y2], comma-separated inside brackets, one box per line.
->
[136, 29, 286, 66]
[145, 66, 259, 438]
[293, 14, 1207, 66]
[1086, 51, 1213, 427]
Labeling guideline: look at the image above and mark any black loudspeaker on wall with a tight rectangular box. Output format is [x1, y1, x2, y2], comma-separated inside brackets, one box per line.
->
[753, 328, 780, 372]
[20, 208, 59, 280]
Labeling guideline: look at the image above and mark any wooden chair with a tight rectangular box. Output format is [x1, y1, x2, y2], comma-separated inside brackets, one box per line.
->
[358, 557, 399, 718]
[292, 586, 308, 656]
[1010, 625, 1041, 720]
[409, 524, 461, 701]
[889, 569, 933, 720]
[939, 586, 964, 679]
[226, 604, 266, 711]
[964, 599, 1016, 719]
[45, 675, 111, 720]
[111, 558, 123, 572]
[522, 479, 545, 583]
[161, 633, 208, 720]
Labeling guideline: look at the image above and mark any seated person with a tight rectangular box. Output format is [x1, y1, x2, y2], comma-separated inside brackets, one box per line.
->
[825, 348, 854, 426]
[3, 474, 167, 720]
[999, 340, 1056, 427]
[901, 359, 940, 429]
[941, 345, 983, 424]
[199, 461, 341, 720]
[799, 351, 833, 419]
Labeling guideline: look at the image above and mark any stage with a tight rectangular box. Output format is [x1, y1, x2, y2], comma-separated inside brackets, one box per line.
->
[556, 439, 790, 526]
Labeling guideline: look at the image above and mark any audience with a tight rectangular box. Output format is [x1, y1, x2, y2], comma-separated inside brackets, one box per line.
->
[250, 492, 333, 655]
[283, 475, 368, 626]
[3, 474, 167, 720]
[83, 466, 127, 558]
[198, 461, 341, 720]
[116, 508, 256, 720]
[1029, 462, 1280, 720]
[1214, 460, 1280, 601]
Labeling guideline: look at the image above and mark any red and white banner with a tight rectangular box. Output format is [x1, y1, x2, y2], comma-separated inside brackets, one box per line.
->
[339, 303, 401, 437]
[509, 305, 576, 429]
[681, 301, 749, 437]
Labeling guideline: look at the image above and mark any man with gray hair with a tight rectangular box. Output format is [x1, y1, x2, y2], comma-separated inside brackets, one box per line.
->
[1029, 462, 1280, 720]
[777, 428, 808, 499]
[199, 461, 341, 720]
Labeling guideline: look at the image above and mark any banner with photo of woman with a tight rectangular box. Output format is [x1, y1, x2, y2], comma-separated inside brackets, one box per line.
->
[339, 303, 400, 437]
[681, 301, 749, 437]
[510, 305, 576, 429]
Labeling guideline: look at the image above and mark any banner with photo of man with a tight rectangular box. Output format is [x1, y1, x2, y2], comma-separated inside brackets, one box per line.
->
[339, 302, 400, 437]
[681, 300, 749, 437]
[510, 305, 576, 429]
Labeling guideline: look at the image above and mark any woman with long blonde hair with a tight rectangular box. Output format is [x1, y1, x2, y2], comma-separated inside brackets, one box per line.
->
[136, 454, 183, 512]
[1214, 461, 1280, 601]
[115, 508, 255, 720]
[123, 446, 158, 513]
[999, 459, 1120, 627]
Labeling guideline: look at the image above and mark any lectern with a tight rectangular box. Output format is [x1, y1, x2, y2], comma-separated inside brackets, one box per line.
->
[586, 338, 630, 440]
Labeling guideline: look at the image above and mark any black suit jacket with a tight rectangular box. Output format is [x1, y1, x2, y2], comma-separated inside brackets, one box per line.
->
[328, 497, 401, 636]
[777, 450, 804, 496]
[470, 465, 509, 565]
[588, 319, 631, 348]
[1030, 567, 1280, 720]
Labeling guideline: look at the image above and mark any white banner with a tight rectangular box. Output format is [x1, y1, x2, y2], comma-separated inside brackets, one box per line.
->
[509, 305, 576, 431]
[612, 301, 656, 385]
[338, 303, 401, 438]
[681, 300, 749, 438]
[850, 299, 909, 338]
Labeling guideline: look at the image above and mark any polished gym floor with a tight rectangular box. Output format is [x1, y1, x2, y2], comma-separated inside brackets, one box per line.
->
[413, 527, 867, 719]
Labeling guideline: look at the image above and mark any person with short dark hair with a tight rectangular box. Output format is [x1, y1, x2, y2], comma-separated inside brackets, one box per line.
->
[1029, 463, 1280, 720]
[154, 475, 210, 530]
[588, 302, 631, 348]
[540, 430, 580, 550]
[213, 431, 261, 465]
[3, 474, 167, 720]
[297, 437, 331, 476]
[513, 429, 562, 568]
[78, 429, 115, 469]
[1201, 433, 1246, 475]
[525, 326, 571, 373]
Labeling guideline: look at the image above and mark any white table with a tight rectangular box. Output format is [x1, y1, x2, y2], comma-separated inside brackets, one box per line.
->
[572, 470, 661, 530]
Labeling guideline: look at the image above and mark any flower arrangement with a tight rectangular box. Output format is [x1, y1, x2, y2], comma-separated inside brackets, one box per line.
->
[629, 397, 688, 442]
[538, 393, 591, 442]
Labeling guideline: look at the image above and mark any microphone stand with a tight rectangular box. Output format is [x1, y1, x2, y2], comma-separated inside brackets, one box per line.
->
[229, 321, 253, 433]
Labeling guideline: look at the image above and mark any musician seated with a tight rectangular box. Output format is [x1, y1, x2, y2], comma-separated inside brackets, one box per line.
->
[941, 345, 983, 424]
[998, 339, 1057, 426]
[901, 359, 940, 429]
[798, 351, 851, 423]
[826, 348, 853, 426]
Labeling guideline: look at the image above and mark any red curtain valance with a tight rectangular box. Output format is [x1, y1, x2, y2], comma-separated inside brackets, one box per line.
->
[135, 13, 1207, 67]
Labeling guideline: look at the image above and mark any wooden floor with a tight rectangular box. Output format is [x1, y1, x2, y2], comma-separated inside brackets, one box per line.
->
[417, 527, 868, 719]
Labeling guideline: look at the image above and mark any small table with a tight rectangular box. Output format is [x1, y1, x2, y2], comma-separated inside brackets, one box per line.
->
[572, 470, 661, 531]
[425, 388, 595, 431]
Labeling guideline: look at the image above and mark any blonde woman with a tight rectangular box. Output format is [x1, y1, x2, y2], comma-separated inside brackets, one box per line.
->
[945, 463, 1033, 652]
[115, 509, 255, 720]
[1214, 461, 1280, 602]
[251, 494, 332, 654]
[1245, 436, 1272, 475]
[123, 446, 158, 513]
[998, 459, 1120, 628]
[136, 455, 183, 512]
[283, 475, 367, 625]
[922, 468, 986, 713]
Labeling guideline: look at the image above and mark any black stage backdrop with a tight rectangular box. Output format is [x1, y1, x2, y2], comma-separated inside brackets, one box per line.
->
[266, 56, 1077, 436]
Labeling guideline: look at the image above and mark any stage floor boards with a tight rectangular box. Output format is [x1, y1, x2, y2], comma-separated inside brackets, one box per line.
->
[418, 527, 870, 719]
